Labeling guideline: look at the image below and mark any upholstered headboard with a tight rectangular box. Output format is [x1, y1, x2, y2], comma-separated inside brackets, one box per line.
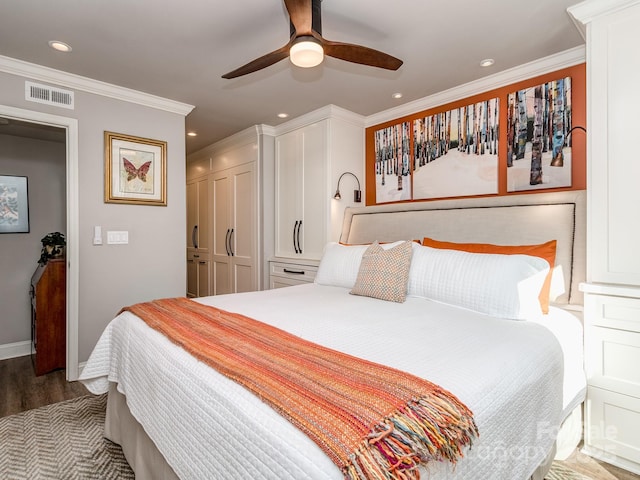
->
[339, 190, 586, 307]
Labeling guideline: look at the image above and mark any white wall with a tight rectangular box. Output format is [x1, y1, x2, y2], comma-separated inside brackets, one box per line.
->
[0, 68, 189, 363]
[0, 134, 66, 345]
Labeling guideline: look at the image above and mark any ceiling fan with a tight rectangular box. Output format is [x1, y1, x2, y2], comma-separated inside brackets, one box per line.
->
[221, 0, 403, 79]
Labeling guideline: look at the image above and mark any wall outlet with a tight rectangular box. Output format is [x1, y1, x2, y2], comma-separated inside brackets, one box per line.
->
[107, 231, 129, 245]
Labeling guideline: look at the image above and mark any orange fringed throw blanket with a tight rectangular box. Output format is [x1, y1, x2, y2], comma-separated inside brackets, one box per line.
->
[122, 298, 479, 479]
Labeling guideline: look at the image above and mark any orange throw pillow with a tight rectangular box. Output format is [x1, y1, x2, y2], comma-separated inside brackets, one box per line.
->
[422, 237, 557, 314]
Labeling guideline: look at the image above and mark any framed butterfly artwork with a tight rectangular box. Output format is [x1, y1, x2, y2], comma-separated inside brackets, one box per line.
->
[104, 131, 167, 206]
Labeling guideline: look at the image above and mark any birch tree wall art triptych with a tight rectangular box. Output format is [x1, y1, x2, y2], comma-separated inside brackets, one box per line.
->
[366, 66, 583, 205]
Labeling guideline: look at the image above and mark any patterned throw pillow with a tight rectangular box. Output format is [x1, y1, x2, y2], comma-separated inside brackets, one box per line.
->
[350, 240, 413, 303]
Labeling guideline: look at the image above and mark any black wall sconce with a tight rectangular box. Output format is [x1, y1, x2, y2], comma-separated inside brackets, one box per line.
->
[333, 172, 362, 203]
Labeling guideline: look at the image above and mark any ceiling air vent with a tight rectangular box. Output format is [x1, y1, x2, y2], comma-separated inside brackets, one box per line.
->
[25, 81, 74, 109]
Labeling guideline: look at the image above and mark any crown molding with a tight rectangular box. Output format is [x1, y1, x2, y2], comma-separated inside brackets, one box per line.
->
[568, 0, 640, 39]
[0, 54, 194, 116]
[256, 124, 277, 137]
[568, 0, 640, 25]
[189, 124, 276, 162]
[274, 104, 365, 136]
[365, 46, 585, 127]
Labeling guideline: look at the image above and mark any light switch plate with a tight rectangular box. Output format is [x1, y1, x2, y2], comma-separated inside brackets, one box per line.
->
[107, 231, 129, 244]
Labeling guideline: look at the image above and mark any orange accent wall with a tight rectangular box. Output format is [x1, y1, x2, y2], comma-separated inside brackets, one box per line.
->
[365, 63, 586, 205]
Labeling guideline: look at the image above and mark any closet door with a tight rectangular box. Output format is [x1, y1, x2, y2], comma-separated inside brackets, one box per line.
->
[186, 181, 198, 249]
[211, 171, 231, 295]
[211, 162, 257, 295]
[186, 176, 209, 251]
[229, 162, 256, 293]
[186, 176, 210, 297]
[299, 120, 327, 260]
[275, 130, 303, 258]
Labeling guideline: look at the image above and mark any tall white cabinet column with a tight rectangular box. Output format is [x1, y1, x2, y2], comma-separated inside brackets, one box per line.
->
[270, 105, 364, 287]
[186, 174, 210, 298]
[186, 125, 275, 296]
[569, 0, 640, 473]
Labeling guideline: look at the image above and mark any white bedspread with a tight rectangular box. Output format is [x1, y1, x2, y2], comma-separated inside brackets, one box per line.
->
[80, 284, 585, 480]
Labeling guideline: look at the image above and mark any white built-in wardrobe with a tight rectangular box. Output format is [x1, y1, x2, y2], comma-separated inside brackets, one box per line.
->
[570, 0, 640, 474]
[186, 105, 365, 297]
[186, 125, 275, 296]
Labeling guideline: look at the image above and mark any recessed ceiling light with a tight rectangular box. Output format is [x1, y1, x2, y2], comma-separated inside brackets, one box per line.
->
[48, 40, 72, 53]
[480, 58, 495, 67]
[187, 132, 197, 137]
[277, 113, 289, 119]
[392, 92, 403, 99]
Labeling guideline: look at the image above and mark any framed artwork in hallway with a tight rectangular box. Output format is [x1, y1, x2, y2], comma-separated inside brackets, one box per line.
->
[0, 174, 29, 233]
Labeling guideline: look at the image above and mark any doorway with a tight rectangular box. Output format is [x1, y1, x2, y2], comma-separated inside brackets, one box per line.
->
[0, 104, 79, 380]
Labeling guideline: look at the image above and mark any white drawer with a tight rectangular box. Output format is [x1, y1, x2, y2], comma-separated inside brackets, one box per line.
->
[585, 386, 640, 472]
[270, 276, 309, 289]
[187, 250, 210, 262]
[586, 326, 640, 397]
[585, 293, 640, 333]
[269, 261, 317, 283]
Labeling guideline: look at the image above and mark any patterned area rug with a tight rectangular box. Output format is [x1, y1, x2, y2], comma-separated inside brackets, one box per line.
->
[0, 394, 133, 480]
[0, 393, 592, 480]
[546, 463, 593, 480]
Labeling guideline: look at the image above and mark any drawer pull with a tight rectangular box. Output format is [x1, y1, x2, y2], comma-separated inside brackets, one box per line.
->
[283, 268, 305, 275]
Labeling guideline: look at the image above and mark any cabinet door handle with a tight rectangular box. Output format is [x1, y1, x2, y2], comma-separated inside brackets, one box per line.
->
[283, 268, 305, 275]
[225, 229, 230, 256]
[293, 221, 299, 254]
[198, 261, 207, 265]
[192, 225, 198, 249]
[229, 228, 234, 257]
[296, 220, 302, 255]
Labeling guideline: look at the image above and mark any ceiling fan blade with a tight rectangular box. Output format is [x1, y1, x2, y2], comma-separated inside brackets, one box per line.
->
[221, 43, 291, 79]
[284, 0, 313, 35]
[323, 40, 403, 71]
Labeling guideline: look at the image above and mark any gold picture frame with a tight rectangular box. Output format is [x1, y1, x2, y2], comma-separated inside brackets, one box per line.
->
[104, 131, 167, 206]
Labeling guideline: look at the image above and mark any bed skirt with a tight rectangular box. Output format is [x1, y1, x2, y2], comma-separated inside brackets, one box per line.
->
[105, 382, 572, 480]
[105, 383, 179, 480]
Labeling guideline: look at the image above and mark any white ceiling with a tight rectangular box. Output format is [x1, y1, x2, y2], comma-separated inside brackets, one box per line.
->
[0, 0, 584, 154]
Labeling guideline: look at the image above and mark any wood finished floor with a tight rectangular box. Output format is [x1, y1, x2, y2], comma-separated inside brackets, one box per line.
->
[1, 355, 639, 479]
[0, 354, 88, 418]
[556, 446, 640, 480]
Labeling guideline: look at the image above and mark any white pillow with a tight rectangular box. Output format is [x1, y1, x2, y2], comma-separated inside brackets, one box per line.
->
[315, 241, 406, 289]
[407, 245, 550, 319]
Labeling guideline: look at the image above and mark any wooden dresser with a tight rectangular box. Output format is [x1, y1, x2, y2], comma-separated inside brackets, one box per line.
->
[30, 258, 66, 376]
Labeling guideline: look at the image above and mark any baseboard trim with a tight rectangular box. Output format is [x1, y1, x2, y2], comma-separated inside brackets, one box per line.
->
[76, 361, 86, 380]
[0, 340, 31, 360]
[581, 445, 640, 475]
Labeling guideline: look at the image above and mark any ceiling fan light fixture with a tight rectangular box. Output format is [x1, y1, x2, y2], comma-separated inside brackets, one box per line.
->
[290, 36, 324, 68]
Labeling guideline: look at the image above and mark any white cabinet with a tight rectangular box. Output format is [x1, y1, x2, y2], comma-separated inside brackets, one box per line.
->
[274, 106, 364, 264]
[569, 0, 640, 473]
[581, 2, 640, 286]
[187, 125, 273, 295]
[581, 288, 640, 474]
[269, 261, 318, 289]
[187, 250, 210, 298]
[211, 162, 257, 295]
[186, 176, 210, 297]
[275, 121, 327, 260]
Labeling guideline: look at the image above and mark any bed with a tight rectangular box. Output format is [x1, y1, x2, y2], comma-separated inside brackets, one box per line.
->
[80, 190, 587, 480]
